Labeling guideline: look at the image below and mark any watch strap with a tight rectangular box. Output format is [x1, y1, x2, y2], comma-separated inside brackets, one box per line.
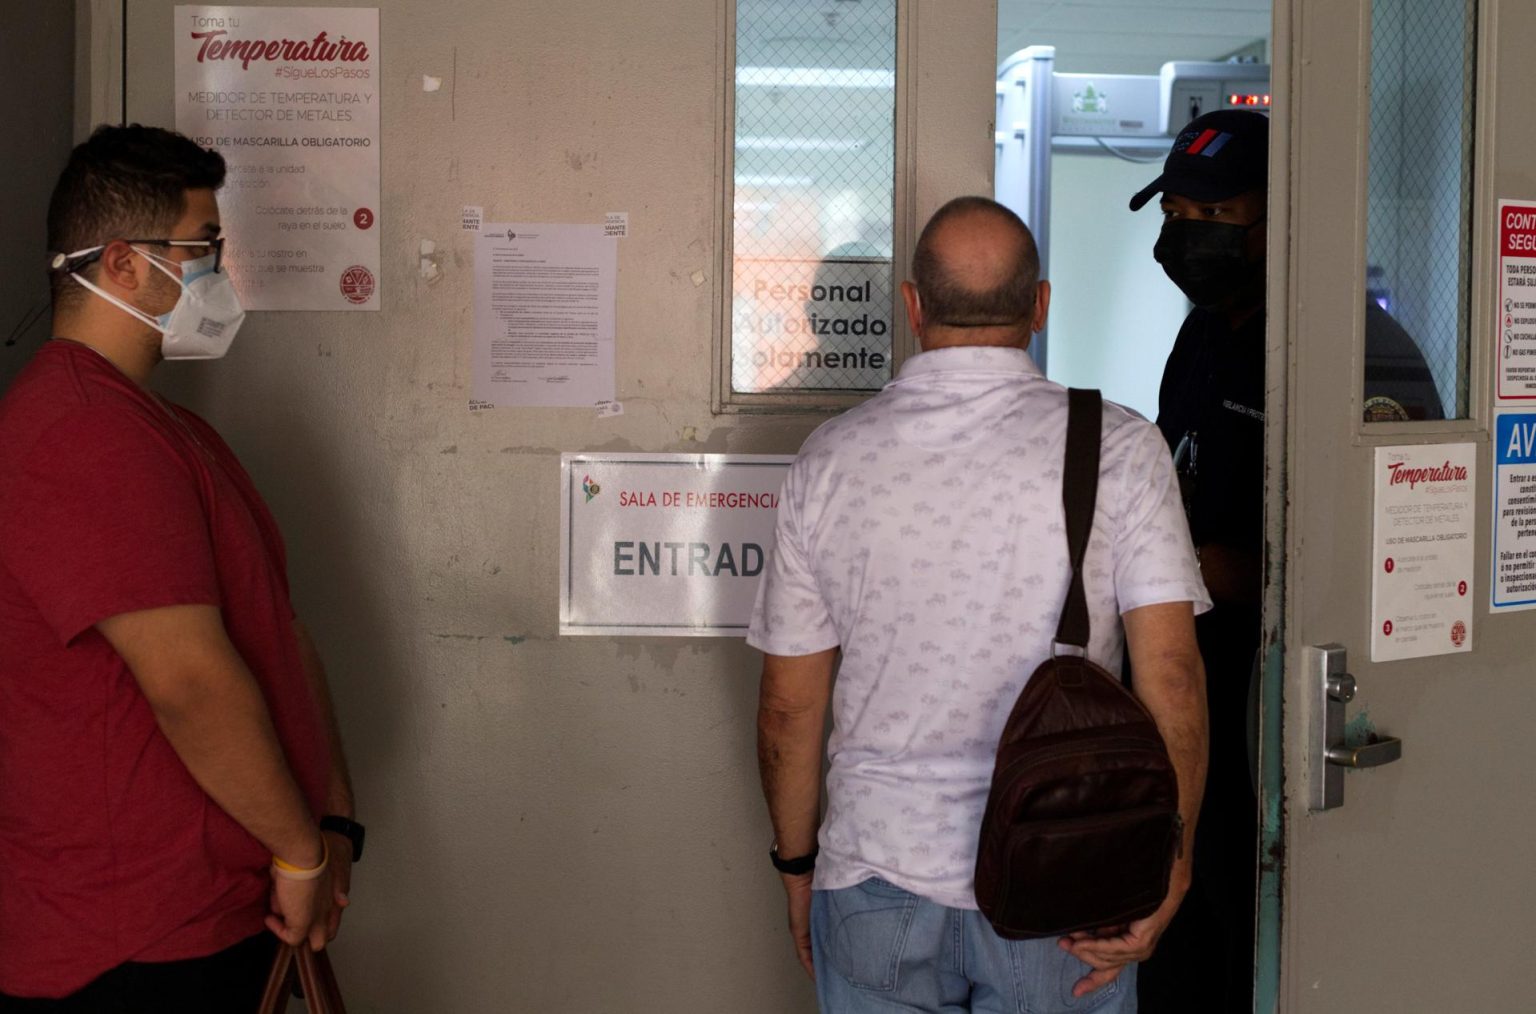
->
[770, 843, 818, 876]
[320, 815, 365, 863]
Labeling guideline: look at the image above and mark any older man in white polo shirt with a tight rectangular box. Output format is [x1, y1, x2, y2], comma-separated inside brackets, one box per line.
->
[750, 196, 1210, 1014]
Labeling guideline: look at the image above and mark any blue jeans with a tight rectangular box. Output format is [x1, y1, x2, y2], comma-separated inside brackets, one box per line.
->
[811, 880, 1136, 1014]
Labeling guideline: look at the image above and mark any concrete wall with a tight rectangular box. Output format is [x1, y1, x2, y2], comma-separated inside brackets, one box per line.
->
[103, 2, 993, 1009]
[1, 4, 74, 389]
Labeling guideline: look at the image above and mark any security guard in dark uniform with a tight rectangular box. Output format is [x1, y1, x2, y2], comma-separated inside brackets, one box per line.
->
[1127, 110, 1442, 1012]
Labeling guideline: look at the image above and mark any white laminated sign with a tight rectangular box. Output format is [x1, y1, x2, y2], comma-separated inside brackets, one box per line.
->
[472, 224, 617, 408]
[1370, 444, 1475, 662]
[174, 6, 381, 311]
[1497, 200, 1536, 401]
[560, 454, 793, 636]
[1492, 413, 1536, 610]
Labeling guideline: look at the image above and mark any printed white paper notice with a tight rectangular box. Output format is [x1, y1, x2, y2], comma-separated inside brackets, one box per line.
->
[174, 6, 380, 311]
[1371, 444, 1476, 661]
[473, 224, 617, 408]
[603, 212, 628, 239]
[561, 453, 794, 636]
[1496, 200, 1536, 402]
[461, 206, 483, 231]
[1492, 412, 1536, 610]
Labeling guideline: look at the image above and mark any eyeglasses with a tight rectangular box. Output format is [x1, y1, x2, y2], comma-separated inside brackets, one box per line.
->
[51, 236, 227, 274]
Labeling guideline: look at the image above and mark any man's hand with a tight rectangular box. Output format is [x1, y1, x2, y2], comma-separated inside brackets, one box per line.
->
[1057, 872, 1188, 998]
[781, 872, 815, 980]
[757, 649, 836, 983]
[293, 622, 358, 943]
[266, 863, 337, 952]
[265, 833, 336, 951]
[322, 830, 354, 940]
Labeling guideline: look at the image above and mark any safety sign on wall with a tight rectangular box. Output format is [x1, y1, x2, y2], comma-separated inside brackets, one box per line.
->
[1491, 412, 1536, 611]
[174, 5, 380, 310]
[560, 453, 793, 636]
[1370, 443, 1476, 662]
[1495, 200, 1536, 400]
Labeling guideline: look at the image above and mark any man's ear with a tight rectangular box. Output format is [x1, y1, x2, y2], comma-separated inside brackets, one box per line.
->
[900, 280, 923, 337]
[98, 241, 147, 295]
[1031, 280, 1051, 334]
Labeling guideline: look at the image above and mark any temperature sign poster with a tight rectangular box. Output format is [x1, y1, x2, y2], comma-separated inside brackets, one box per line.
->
[174, 6, 380, 311]
[1371, 443, 1476, 662]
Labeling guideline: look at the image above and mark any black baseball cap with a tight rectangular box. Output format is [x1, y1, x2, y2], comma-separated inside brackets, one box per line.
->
[1129, 109, 1269, 212]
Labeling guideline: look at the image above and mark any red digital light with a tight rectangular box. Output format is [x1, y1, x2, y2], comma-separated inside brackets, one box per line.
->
[1229, 93, 1273, 107]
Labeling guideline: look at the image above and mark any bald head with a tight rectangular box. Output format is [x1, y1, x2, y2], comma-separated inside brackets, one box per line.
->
[911, 197, 1040, 338]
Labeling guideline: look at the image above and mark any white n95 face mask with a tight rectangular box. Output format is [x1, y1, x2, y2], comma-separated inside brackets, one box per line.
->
[56, 245, 246, 360]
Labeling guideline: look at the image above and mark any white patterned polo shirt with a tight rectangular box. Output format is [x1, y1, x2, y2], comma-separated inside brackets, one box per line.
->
[747, 345, 1210, 909]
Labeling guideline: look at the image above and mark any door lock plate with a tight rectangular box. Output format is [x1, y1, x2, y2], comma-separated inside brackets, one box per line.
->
[1307, 643, 1403, 811]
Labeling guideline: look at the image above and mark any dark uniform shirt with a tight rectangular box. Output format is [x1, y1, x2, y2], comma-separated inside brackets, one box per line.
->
[1155, 308, 1266, 554]
[1156, 302, 1444, 554]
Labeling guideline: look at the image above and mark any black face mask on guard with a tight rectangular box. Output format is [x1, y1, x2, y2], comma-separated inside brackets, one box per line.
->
[1153, 218, 1264, 308]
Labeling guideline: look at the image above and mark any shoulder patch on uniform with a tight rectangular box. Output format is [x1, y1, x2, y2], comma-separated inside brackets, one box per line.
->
[1221, 399, 1265, 422]
[1363, 396, 1409, 423]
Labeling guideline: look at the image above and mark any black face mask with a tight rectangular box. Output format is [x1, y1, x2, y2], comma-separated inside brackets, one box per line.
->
[1153, 218, 1264, 308]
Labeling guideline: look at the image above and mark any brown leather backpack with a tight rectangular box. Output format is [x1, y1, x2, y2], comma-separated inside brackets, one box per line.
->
[974, 388, 1183, 940]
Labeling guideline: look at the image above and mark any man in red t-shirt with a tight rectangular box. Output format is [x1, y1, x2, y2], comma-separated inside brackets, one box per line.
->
[0, 125, 362, 1010]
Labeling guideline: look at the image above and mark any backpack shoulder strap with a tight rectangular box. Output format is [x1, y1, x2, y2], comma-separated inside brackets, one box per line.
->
[1055, 388, 1102, 650]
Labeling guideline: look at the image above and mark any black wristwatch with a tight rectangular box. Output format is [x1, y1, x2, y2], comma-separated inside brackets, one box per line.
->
[769, 842, 818, 876]
[320, 816, 366, 863]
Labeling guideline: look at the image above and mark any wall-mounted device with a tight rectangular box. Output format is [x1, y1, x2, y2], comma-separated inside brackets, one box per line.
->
[995, 46, 1270, 368]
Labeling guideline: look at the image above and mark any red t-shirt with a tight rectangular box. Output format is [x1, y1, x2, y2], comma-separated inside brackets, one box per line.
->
[0, 342, 330, 998]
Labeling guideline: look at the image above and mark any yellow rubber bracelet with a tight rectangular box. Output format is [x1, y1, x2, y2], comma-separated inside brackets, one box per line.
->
[271, 838, 328, 881]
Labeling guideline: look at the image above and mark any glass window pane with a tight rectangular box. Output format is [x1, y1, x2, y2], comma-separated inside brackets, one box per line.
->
[1363, 0, 1476, 421]
[730, 0, 897, 395]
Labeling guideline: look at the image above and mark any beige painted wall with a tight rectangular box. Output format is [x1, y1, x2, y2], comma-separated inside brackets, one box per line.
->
[0, 4, 73, 389]
[100, 2, 992, 1009]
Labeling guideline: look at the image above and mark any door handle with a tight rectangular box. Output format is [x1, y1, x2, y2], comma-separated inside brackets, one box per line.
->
[1326, 738, 1403, 769]
[1307, 644, 1404, 811]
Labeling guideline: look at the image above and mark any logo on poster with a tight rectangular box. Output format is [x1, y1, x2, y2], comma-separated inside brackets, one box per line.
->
[583, 476, 602, 503]
[339, 265, 374, 304]
[1385, 459, 1469, 489]
[188, 29, 371, 71]
[1451, 620, 1467, 647]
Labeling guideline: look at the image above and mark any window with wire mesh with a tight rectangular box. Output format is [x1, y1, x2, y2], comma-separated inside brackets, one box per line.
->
[730, 0, 897, 396]
[1364, 0, 1476, 420]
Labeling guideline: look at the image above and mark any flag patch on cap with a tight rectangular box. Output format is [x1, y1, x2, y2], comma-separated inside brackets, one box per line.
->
[1185, 129, 1234, 157]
